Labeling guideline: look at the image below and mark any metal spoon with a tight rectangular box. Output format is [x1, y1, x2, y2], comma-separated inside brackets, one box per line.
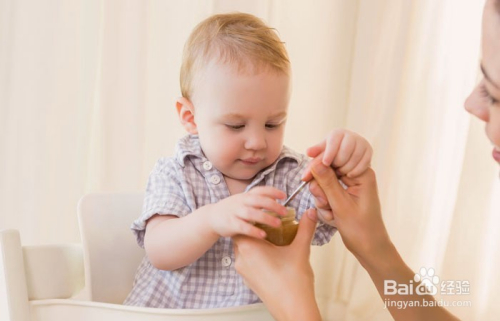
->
[283, 180, 308, 207]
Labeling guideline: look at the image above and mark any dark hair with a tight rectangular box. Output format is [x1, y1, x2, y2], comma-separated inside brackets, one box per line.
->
[496, 0, 500, 15]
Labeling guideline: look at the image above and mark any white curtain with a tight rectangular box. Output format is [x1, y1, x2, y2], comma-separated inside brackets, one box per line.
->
[0, 0, 497, 320]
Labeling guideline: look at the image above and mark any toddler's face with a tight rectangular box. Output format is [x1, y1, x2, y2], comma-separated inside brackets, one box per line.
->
[191, 62, 291, 183]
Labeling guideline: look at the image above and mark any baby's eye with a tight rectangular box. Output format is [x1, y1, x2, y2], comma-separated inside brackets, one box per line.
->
[265, 123, 281, 129]
[226, 124, 245, 130]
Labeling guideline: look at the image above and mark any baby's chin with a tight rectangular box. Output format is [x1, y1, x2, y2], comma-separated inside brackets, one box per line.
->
[224, 172, 258, 183]
[222, 168, 261, 182]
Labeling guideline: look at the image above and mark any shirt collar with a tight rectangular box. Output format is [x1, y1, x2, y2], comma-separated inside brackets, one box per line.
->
[175, 135, 206, 167]
[175, 134, 303, 171]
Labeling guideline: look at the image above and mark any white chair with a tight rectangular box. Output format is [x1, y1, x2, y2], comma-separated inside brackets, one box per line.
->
[0, 192, 273, 321]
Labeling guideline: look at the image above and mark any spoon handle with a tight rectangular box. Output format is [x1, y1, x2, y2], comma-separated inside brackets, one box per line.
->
[283, 180, 308, 207]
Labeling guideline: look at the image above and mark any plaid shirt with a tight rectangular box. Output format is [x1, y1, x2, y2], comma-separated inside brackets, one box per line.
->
[124, 135, 336, 309]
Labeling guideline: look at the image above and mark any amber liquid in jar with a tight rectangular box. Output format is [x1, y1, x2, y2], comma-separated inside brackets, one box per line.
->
[255, 207, 298, 246]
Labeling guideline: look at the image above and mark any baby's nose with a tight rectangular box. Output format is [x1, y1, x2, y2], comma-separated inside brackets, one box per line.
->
[244, 131, 267, 150]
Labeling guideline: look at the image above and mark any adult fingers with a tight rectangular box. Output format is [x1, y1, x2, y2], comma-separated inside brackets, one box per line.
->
[341, 167, 379, 201]
[233, 236, 241, 256]
[308, 180, 329, 209]
[233, 235, 256, 258]
[302, 148, 325, 181]
[310, 158, 355, 221]
[292, 208, 318, 250]
[233, 235, 253, 274]
[316, 208, 334, 223]
[310, 158, 346, 200]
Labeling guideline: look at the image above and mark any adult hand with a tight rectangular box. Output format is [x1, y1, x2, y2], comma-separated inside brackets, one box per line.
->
[309, 158, 391, 268]
[233, 209, 322, 321]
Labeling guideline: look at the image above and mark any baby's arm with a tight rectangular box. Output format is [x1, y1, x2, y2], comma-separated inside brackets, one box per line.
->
[144, 186, 287, 271]
[144, 208, 219, 271]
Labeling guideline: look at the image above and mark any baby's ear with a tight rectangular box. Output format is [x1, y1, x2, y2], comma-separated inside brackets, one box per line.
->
[176, 97, 198, 134]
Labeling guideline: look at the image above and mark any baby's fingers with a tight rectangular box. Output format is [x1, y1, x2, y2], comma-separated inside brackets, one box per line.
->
[336, 140, 367, 176]
[330, 132, 356, 168]
[248, 186, 286, 200]
[244, 194, 287, 217]
[347, 147, 372, 178]
[238, 207, 282, 228]
[322, 130, 345, 166]
[235, 219, 268, 239]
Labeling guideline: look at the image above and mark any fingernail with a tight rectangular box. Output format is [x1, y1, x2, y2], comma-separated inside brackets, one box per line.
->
[313, 161, 327, 174]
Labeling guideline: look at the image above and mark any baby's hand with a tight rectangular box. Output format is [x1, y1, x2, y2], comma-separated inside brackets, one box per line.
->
[208, 186, 287, 239]
[302, 129, 372, 181]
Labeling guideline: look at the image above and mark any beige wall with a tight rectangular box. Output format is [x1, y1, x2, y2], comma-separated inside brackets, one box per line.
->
[1, 0, 497, 320]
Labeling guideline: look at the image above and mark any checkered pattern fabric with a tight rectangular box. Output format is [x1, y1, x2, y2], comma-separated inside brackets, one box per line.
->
[123, 135, 336, 308]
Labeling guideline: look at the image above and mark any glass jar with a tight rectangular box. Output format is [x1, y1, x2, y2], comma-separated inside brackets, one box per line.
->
[255, 207, 298, 246]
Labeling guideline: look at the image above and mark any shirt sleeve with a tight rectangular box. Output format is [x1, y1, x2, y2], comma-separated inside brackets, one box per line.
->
[131, 158, 191, 248]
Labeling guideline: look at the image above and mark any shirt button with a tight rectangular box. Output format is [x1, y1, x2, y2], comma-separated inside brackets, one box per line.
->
[221, 256, 232, 267]
[203, 161, 212, 170]
[210, 175, 221, 185]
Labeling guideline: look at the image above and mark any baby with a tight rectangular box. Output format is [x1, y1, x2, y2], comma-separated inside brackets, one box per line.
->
[124, 13, 372, 309]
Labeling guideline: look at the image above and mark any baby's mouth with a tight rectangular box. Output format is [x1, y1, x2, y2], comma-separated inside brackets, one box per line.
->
[240, 158, 262, 165]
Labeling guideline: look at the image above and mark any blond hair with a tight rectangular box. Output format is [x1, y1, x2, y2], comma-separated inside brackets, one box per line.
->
[180, 12, 290, 99]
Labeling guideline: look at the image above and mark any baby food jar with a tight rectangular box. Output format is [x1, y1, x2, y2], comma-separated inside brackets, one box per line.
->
[255, 207, 298, 246]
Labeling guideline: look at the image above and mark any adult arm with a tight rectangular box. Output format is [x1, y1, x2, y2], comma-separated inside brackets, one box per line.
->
[307, 160, 459, 321]
[234, 160, 460, 321]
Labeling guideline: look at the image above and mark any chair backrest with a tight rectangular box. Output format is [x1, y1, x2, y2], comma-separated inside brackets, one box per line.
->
[77, 192, 145, 304]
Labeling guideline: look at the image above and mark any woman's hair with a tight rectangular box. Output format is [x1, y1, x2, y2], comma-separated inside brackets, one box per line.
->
[496, 0, 500, 14]
[180, 13, 290, 99]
